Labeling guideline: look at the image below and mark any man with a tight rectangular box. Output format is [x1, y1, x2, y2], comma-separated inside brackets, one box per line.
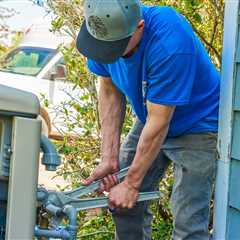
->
[77, 0, 219, 239]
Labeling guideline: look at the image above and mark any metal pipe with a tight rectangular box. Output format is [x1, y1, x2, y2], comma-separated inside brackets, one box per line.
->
[62, 205, 78, 240]
[45, 204, 62, 217]
[34, 226, 71, 239]
[37, 187, 48, 203]
[34, 205, 77, 240]
[40, 135, 61, 171]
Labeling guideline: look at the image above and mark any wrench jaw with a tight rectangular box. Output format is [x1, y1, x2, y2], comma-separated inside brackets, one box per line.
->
[65, 166, 130, 198]
[37, 167, 132, 211]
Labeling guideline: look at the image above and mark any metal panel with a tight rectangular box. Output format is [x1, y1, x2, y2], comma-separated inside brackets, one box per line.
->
[229, 160, 240, 210]
[234, 64, 240, 110]
[231, 112, 240, 160]
[0, 117, 12, 177]
[0, 84, 40, 116]
[236, 30, 240, 63]
[226, 207, 240, 240]
[5, 117, 41, 240]
[0, 181, 7, 202]
[213, 160, 230, 239]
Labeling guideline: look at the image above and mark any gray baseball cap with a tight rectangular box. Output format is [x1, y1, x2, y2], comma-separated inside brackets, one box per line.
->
[77, 0, 142, 64]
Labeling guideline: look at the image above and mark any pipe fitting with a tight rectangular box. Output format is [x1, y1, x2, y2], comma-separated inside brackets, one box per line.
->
[40, 135, 61, 171]
[63, 205, 78, 240]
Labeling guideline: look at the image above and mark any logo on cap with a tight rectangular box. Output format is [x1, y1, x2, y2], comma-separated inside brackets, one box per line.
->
[88, 15, 108, 39]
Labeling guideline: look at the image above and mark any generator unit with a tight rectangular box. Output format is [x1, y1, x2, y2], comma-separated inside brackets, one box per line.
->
[0, 84, 41, 239]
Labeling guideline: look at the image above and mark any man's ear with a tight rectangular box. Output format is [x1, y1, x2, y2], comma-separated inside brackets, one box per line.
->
[137, 20, 145, 30]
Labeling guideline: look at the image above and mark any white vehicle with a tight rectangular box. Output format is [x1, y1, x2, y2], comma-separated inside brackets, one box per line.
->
[0, 21, 80, 140]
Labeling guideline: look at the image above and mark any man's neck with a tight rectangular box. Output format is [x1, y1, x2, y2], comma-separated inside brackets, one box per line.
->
[122, 44, 140, 58]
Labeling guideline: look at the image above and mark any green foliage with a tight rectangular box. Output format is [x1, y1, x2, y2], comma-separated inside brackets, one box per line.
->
[47, 0, 224, 239]
[0, 32, 23, 59]
[152, 207, 173, 240]
[0, 45, 7, 56]
[77, 211, 115, 239]
[0, 7, 21, 56]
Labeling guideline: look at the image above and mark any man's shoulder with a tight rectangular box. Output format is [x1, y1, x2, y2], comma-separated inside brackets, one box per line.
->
[142, 5, 179, 24]
[142, 5, 197, 57]
[141, 5, 176, 14]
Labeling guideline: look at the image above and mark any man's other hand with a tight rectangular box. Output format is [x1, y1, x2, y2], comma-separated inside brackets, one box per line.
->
[82, 161, 119, 188]
[108, 180, 139, 209]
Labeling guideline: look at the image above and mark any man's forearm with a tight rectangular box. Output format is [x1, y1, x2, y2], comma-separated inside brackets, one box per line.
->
[99, 78, 126, 168]
[124, 102, 174, 189]
[125, 118, 169, 189]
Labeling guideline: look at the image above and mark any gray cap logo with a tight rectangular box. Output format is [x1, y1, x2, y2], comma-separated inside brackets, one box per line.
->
[84, 0, 141, 42]
[88, 15, 108, 39]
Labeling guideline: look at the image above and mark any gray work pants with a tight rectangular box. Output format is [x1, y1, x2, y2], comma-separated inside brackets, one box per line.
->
[112, 119, 217, 240]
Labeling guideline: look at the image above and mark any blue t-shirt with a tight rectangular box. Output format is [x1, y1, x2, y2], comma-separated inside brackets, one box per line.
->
[87, 6, 220, 137]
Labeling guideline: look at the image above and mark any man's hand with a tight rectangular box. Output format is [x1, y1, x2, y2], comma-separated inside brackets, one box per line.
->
[82, 161, 119, 187]
[108, 180, 139, 209]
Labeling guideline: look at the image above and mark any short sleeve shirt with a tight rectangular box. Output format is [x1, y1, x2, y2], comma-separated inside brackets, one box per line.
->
[87, 6, 220, 137]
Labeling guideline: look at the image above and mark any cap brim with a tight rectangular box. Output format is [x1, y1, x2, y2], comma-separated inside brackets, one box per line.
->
[77, 21, 131, 64]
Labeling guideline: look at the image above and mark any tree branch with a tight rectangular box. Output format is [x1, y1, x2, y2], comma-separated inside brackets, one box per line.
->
[191, 23, 221, 65]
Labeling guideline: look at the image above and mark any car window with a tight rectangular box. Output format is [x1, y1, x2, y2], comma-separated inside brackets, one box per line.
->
[0, 47, 56, 76]
[43, 57, 67, 81]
